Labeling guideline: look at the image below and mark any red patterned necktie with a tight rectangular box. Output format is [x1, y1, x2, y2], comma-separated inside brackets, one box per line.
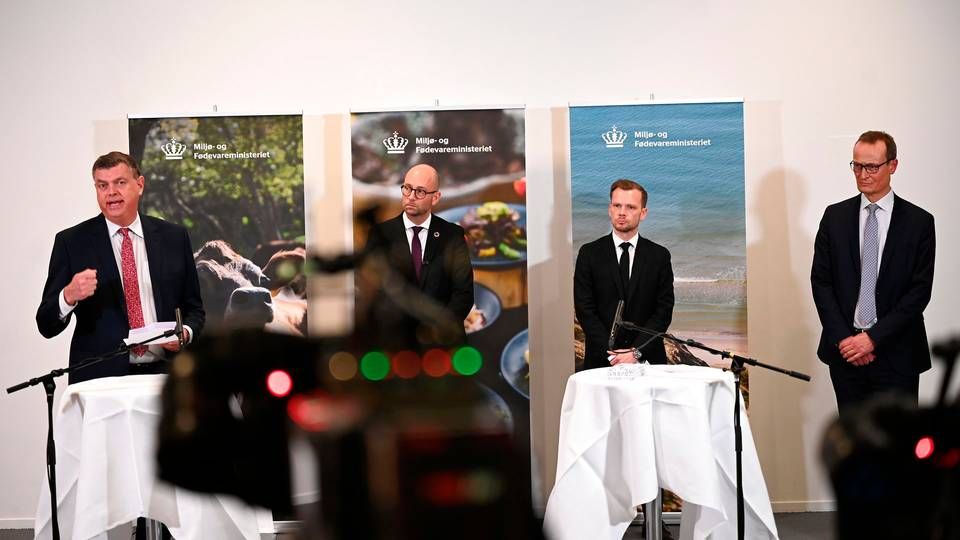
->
[411, 226, 424, 281]
[120, 228, 147, 356]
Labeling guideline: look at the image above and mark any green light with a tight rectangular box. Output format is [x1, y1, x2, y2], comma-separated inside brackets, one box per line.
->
[452, 346, 483, 376]
[360, 351, 390, 381]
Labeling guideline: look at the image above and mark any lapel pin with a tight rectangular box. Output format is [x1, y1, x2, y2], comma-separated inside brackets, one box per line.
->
[433, 231, 439, 238]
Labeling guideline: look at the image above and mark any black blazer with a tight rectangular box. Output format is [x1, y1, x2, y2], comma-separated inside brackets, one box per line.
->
[574, 234, 674, 370]
[36, 214, 205, 384]
[811, 194, 935, 375]
[363, 213, 474, 351]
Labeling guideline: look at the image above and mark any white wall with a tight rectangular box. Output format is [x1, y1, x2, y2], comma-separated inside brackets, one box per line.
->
[2, 0, 958, 526]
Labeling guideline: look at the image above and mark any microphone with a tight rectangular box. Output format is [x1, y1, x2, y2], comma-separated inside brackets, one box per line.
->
[175, 307, 184, 349]
[609, 299, 625, 350]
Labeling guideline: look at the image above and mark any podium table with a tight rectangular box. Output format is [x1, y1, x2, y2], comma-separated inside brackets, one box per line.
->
[543, 365, 779, 540]
[33, 375, 263, 540]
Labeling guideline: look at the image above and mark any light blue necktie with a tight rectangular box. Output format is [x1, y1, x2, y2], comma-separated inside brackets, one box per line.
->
[855, 204, 879, 328]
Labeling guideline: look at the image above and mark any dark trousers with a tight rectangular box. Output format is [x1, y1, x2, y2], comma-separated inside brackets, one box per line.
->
[128, 361, 168, 376]
[829, 359, 919, 415]
[135, 517, 172, 540]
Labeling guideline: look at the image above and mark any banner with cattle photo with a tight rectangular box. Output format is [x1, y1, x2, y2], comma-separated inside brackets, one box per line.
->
[129, 114, 306, 337]
[350, 107, 532, 485]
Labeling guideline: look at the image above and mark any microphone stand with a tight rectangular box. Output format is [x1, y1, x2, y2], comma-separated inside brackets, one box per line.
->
[618, 320, 810, 540]
[6, 328, 179, 540]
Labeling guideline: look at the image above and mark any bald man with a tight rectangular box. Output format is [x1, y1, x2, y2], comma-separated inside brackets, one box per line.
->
[362, 164, 474, 351]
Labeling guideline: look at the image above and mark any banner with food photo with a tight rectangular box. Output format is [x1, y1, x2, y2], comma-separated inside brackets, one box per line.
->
[569, 101, 746, 509]
[350, 107, 530, 464]
[129, 114, 307, 337]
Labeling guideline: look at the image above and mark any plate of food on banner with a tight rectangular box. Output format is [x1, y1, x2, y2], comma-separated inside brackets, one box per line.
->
[437, 202, 527, 268]
[477, 383, 515, 432]
[464, 283, 501, 334]
[500, 329, 530, 399]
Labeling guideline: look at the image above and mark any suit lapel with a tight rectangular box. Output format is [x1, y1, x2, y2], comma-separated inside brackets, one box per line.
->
[878, 194, 902, 280]
[92, 215, 126, 324]
[606, 234, 626, 299]
[141, 216, 165, 317]
[626, 238, 648, 303]
[847, 197, 862, 276]
[388, 217, 418, 285]
[420, 218, 443, 289]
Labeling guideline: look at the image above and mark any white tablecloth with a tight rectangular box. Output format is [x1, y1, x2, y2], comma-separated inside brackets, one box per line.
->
[543, 365, 778, 540]
[33, 375, 263, 540]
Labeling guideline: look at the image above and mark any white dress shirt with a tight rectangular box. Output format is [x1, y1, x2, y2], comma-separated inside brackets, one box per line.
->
[402, 212, 433, 259]
[611, 231, 639, 279]
[858, 190, 895, 273]
[853, 191, 894, 329]
[58, 213, 180, 363]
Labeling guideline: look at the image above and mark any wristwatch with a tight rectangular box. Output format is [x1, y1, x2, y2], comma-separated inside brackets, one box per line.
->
[632, 348, 643, 362]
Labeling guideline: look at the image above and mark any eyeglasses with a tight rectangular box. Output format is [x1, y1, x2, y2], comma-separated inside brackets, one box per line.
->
[401, 184, 438, 200]
[850, 160, 892, 174]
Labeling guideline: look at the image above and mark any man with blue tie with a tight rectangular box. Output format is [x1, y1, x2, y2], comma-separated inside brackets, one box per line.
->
[812, 131, 936, 413]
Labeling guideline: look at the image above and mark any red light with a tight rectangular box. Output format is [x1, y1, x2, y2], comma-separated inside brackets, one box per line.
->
[392, 350, 421, 379]
[421, 471, 466, 505]
[938, 448, 960, 469]
[287, 391, 364, 432]
[288, 394, 329, 431]
[266, 369, 293, 397]
[422, 348, 451, 377]
[915, 436, 934, 459]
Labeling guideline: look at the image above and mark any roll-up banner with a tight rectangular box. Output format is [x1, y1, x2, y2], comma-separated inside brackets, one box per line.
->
[350, 107, 533, 487]
[129, 113, 305, 523]
[129, 114, 306, 335]
[569, 101, 746, 510]
[570, 101, 747, 368]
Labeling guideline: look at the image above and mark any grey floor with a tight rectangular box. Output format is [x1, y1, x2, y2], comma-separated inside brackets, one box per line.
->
[621, 512, 835, 539]
[0, 532, 289, 540]
[2, 513, 834, 539]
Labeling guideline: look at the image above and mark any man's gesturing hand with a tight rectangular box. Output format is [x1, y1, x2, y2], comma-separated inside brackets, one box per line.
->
[64, 269, 97, 305]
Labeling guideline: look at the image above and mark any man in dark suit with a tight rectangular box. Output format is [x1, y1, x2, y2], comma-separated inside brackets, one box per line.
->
[811, 131, 935, 413]
[362, 163, 474, 352]
[575, 179, 675, 370]
[37, 151, 205, 385]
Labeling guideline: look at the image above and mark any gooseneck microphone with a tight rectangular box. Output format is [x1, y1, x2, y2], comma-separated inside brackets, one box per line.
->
[608, 299, 625, 350]
[174, 307, 184, 349]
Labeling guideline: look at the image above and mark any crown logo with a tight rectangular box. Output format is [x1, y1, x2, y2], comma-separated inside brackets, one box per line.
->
[161, 139, 186, 160]
[601, 125, 628, 148]
[382, 131, 409, 154]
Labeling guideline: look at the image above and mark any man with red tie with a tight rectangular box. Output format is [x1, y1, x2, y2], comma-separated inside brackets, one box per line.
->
[361, 163, 474, 352]
[36, 151, 205, 384]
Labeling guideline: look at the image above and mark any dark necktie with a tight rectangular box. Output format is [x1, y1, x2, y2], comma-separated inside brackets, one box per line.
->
[411, 226, 424, 281]
[120, 228, 147, 356]
[619, 242, 631, 289]
[855, 204, 879, 328]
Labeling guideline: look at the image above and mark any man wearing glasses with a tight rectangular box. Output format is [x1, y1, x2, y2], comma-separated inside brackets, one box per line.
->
[811, 131, 936, 413]
[362, 163, 474, 352]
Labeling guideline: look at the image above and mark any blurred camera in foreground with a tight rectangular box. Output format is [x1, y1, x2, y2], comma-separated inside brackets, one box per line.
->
[156, 329, 542, 540]
[822, 334, 959, 540]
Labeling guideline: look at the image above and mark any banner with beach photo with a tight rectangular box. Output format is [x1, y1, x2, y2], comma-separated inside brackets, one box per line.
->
[129, 114, 307, 336]
[569, 101, 747, 370]
[350, 107, 531, 483]
[569, 102, 745, 513]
